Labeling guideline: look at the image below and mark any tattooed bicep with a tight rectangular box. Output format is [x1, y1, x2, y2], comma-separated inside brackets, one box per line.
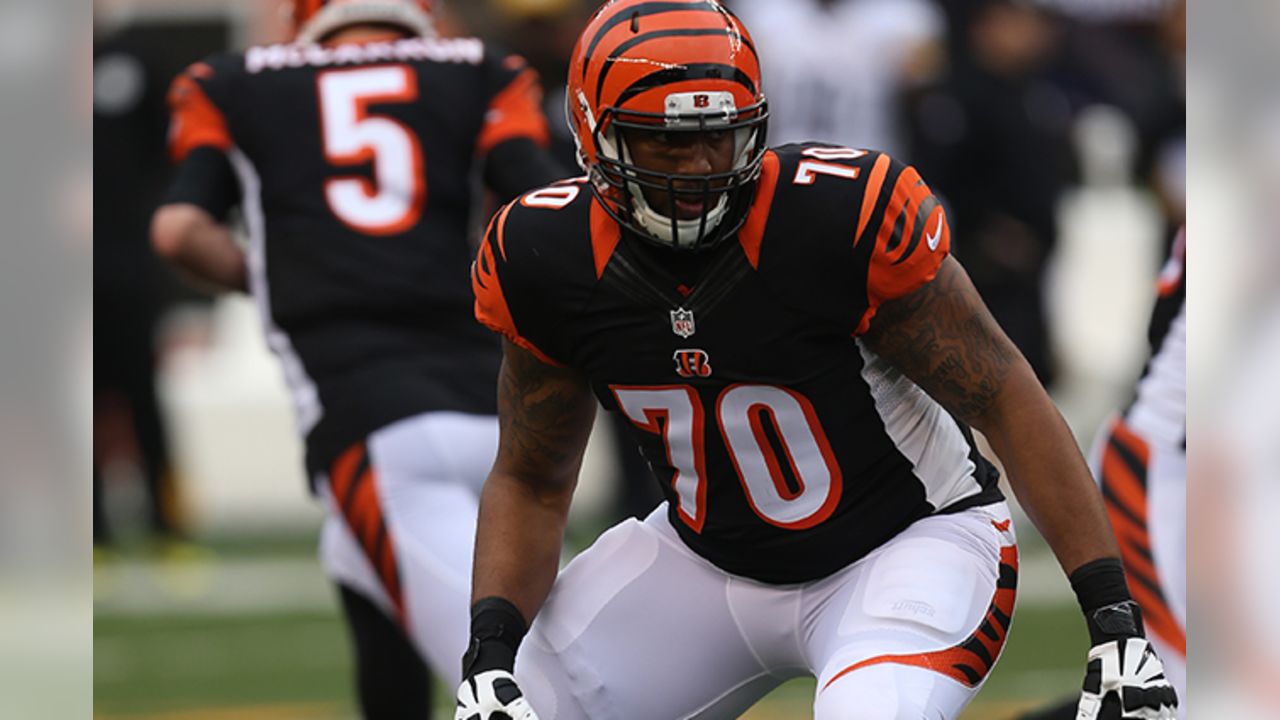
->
[862, 256, 1018, 425]
[496, 340, 597, 480]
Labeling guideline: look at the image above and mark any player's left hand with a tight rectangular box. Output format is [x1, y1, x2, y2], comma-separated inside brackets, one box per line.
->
[1075, 637, 1178, 719]
[455, 669, 539, 720]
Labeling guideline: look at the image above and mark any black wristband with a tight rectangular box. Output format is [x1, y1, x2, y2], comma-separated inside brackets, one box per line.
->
[461, 596, 528, 678]
[1069, 557, 1145, 645]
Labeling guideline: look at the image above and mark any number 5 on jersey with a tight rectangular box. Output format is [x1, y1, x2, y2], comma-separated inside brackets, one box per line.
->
[612, 384, 842, 533]
[317, 65, 425, 235]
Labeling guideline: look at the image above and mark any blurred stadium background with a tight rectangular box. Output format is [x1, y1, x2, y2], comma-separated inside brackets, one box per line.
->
[85, 0, 1258, 718]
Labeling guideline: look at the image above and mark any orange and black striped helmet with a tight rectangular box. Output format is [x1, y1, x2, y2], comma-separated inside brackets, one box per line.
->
[567, 0, 769, 251]
[291, 0, 436, 43]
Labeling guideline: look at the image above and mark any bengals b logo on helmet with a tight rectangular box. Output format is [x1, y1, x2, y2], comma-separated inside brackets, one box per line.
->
[674, 349, 712, 378]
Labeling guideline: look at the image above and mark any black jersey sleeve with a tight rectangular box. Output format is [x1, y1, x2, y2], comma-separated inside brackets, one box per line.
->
[164, 55, 241, 217]
[472, 198, 567, 367]
[163, 146, 239, 220]
[472, 180, 598, 367]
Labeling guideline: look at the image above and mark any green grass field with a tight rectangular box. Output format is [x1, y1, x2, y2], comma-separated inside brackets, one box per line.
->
[94, 536, 1088, 719]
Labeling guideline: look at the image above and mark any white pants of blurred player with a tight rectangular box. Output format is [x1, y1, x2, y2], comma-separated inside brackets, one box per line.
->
[316, 411, 498, 689]
[517, 500, 1018, 720]
[1090, 414, 1187, 718]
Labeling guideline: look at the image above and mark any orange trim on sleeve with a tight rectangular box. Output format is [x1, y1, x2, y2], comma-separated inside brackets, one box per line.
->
[589, 197, 621, 279]
[736, 150, 780, 269]
[476, 65, 551, 155]
[472, 212, 567, 367]
[166, 69, 232, 162]
[855, 167, 950, 335]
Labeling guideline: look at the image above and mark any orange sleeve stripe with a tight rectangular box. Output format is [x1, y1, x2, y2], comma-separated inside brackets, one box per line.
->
[737, 150, 780, 269]
[476, 66, 551, 155]
[493, 201, 515, 261]
[589, 197, 622, 279]
[854, 153, 890, 246]
[166, 71, 232, 162]
[874, 166, 921, 254]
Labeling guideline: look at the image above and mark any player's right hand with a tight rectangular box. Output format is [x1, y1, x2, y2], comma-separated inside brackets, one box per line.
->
[455, 669, 539, 720]
[1075, 637, 1178, 719]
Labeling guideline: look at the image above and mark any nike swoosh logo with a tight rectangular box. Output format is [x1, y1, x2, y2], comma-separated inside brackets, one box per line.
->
[926, 214, 944, 251]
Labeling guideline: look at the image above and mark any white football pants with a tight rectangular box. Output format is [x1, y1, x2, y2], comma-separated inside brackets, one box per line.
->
[516, 501, 1018, 720]
[316, 411, 498, 689]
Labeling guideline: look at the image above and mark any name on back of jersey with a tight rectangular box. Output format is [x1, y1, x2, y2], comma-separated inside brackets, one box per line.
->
[245, 37, 484, 74]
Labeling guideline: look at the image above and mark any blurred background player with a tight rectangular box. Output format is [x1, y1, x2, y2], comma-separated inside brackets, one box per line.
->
[150, 0, 562, 716]
[907, 0, 1072, 388]
[1020, 229, 1185, 719]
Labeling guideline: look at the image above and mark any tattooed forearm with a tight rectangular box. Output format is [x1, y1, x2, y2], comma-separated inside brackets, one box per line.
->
[495, 340, 597, 482]
[863, 256, 1017, 425]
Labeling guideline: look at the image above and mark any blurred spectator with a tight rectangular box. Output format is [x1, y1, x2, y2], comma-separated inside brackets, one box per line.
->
[1051, 1, 1185, 246]
[732, 0, 945, 154]
[908, 0, 1074, 387]
[93, 23, 183, 550]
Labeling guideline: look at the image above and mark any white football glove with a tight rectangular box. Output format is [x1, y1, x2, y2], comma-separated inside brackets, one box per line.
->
[455, 669, 539, 720]
[1076, 637, 1178, 719]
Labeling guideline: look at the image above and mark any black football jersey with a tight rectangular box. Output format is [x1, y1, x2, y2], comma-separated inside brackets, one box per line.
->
[474, 144, 1002, 584]
[165, 36, 554, 476]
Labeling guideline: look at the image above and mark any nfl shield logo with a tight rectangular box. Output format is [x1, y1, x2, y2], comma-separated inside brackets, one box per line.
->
[670, 308, 696, 338]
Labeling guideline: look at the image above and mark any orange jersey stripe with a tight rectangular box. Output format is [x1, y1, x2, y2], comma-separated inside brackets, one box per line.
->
[822, 542, 1019, 691]
[737, 150, 780, 269]
[589, 196, 622, 278]
[476, 65, 551, 155]
[166, 69, 232, 162]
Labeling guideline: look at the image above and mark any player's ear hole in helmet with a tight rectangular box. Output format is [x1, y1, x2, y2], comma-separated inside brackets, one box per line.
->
[291, 0, 438, 44]
[567, 0, 769, 252]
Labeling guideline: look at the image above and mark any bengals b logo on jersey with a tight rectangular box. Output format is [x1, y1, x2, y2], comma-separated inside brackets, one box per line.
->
[674, 349, 712, 378]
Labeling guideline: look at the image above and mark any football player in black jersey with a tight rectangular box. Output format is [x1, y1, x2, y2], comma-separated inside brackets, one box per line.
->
[453, 1, 1178, 719]
[150, 1, 565, 717]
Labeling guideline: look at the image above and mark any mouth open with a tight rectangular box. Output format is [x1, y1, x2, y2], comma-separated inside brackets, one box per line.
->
[673, 197, 706, 220]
